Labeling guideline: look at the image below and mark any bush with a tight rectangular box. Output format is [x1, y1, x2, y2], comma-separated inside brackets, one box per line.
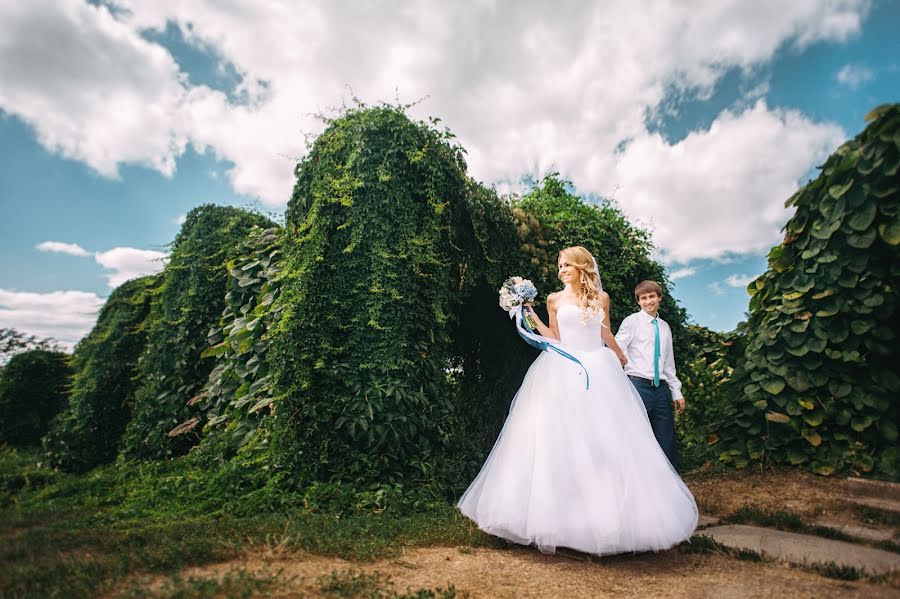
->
[270, 106, 479, 495]
[43, 276, 157, 472]
[195, 226, 285, 453]
[712, 104, 900, 477]
[122, 206, 275, 460]
[0, 350, 72, 446]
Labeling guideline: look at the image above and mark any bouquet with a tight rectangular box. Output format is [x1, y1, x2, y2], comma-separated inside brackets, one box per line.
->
[499, 276, 539, 329]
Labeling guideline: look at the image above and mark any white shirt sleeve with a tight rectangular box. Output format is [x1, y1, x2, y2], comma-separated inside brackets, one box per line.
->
[614, 314, 634, 351]
[662, 322, 683, 400]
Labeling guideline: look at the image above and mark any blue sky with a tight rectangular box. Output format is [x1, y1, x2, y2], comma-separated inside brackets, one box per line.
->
[0, 1, 897, 348]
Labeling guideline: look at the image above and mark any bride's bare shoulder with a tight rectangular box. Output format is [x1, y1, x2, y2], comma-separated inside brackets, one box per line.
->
[546, 291, 562, 305]
[598, 290, 610, 306]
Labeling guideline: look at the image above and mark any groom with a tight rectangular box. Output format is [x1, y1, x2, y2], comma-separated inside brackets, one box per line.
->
[615, 280, 685, 469]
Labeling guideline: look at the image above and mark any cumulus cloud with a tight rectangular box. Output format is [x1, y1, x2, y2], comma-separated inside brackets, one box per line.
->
[36, 240, 90, 256]
[608, 101, 844, 263]
[0, 289, 105, 350]
[0, 0, 868, 262]
[726, 273, 758, 288]
[669, 267, 697, 281]
[94, 247, 167, 288]
[835, 63, 875, 89]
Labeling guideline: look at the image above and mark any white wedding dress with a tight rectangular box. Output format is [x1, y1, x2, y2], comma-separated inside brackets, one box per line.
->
[457, 303, 698, 555]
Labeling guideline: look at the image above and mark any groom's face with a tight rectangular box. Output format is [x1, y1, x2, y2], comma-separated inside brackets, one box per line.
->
[637, 291, 661, 316]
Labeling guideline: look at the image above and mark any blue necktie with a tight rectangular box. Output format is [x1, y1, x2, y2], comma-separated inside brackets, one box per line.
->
[651, 318, 660, 387]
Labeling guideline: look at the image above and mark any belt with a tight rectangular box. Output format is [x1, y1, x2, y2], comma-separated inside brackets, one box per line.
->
[628, 375, 661, 386]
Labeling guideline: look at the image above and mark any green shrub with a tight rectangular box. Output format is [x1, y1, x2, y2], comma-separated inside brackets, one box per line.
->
[270, 106, 481, 495]
[43, 276, 157, 472]
[678, 323, 746, 468]
[0, 349, 71, 446]
[713, 104, 900, 477]
[122, 206, 275, 460]
[196, 226, 284, 453]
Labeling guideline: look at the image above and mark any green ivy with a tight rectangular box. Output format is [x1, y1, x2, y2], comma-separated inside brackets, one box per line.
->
[197, 226, 285, 453]
[121, 205, 275, 460]
[0, 350, 72, 447]
[270, 106, 479, 495]
[713, 104, 900, 477]
[43, 276, 157, 472]
[677, 323, 746, 469]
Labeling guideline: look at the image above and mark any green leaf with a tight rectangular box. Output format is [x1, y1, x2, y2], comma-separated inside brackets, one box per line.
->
[847, 201, 877, 231]
[802, 411, 824, 427]
[249, 396, 274, 413]
[878, 220, 900, 245]
[829, 381, 852, 398]
[762, 379, 786, 395]
[828, 179, 854, 200]
[851, 416, 872, 432]
[787, 448, 808, 464]
[881, 420, 898, 442]
[847, 228, 877, 249]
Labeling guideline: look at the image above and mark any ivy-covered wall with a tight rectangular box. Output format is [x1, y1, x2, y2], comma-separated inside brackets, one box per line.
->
[712, 103, 899, 477]
[122, 206, 275, 460]
[43, 276, 157, 472]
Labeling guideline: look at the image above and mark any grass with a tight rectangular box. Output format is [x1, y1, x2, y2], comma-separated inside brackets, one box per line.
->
[122, 568, 280, 598]
[0, 447, 496, 598]
[679, 534, 763, 562]
[317, 569, 464, 598]
[853, 504, 900, 528]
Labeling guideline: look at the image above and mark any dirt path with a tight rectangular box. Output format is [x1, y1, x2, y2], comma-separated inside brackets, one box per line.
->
[131, 545, 898, 598]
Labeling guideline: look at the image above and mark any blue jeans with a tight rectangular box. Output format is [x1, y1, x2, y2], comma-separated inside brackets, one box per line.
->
[629, 376, 677, 470]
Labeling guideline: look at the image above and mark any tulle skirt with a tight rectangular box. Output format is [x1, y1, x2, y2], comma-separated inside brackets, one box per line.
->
[457, 346, 698, 555]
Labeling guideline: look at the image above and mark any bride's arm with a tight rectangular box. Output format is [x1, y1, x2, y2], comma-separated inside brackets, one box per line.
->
[599, 294, 628, 367]
[525, 293, 560, 340]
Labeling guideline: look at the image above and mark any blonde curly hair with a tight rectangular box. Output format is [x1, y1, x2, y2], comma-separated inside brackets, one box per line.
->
[558, 246, 604, 321]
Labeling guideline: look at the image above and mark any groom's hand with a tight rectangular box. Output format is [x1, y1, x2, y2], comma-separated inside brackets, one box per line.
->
[674, 398, 685, 414]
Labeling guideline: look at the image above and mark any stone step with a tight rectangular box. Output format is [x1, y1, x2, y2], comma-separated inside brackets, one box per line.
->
[812, 520, 898, 543]
[697, 515, 719, 528]
[849, 496, 900, 515]
[844, 477, 900, 501]
[698, 524, 900, 576]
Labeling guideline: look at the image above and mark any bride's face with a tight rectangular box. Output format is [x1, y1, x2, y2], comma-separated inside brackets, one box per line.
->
[557, 257, 579, 286]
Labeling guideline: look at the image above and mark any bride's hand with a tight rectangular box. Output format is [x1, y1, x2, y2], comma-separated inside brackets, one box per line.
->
[617, 353, 628, 368]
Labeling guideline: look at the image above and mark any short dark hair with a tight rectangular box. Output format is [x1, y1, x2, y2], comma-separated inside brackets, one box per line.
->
[634, 280, 663, 301]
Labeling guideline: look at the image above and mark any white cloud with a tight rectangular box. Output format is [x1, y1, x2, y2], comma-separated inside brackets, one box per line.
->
[94, 247, 167, 288]
[0, 0, 189, 178]
[726, 273, 758, 288]
[36, 240, 90, 256]
[669, 267, 697, 281]
[0, 0, 868, 262]
[835, 63, 875, 89]
[174, 213, 187, 225]
[0, 288, 105, 350]
[707, 282, 726, 296]
[609, 101, 844, 263]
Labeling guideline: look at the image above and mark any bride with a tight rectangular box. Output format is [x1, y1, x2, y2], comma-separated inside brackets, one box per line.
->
[457, 246, 698, 555]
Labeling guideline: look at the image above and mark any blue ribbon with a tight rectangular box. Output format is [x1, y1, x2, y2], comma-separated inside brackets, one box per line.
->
[516, 305, 590, 390]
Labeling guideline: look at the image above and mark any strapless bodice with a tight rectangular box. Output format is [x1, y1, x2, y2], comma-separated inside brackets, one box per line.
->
[556, 303, 606, 350]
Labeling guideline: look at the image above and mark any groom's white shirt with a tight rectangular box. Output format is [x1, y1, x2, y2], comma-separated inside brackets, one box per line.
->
[615, 310, 683, 400]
